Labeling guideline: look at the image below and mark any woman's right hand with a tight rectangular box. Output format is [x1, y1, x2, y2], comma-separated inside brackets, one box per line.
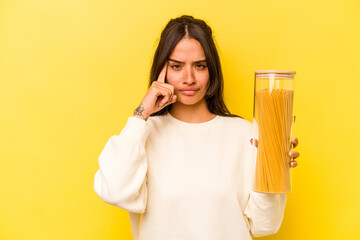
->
[133, 62, 177, 121]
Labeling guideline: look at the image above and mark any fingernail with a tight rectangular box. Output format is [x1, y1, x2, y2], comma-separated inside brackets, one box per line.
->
[292, 137, 296, 141]
[289, 152, 293, 157]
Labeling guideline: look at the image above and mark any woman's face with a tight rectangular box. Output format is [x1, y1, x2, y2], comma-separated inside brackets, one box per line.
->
[166, 38, 210, 107]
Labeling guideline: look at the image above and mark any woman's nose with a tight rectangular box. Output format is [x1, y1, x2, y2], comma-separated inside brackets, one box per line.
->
[182, 67, 195, 84]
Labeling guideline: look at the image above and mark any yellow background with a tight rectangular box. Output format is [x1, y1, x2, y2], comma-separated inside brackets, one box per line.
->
[1, 0, 359, 239]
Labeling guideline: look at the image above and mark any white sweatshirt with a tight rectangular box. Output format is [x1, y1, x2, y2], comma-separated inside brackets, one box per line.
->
[94, 113, 287, 240]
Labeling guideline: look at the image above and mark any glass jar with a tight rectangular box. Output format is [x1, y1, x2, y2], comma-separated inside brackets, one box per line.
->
[253, 70, 296, 193]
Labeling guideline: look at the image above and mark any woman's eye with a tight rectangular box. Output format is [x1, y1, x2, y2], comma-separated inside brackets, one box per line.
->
[171, 64, 181, 69]
[196, 64, 207, 69]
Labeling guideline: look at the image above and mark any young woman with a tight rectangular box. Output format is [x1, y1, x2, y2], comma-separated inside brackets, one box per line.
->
[94, 15, 300, 240]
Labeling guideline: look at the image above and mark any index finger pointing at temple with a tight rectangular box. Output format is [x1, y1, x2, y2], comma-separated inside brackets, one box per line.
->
[157, 62, 168, 83]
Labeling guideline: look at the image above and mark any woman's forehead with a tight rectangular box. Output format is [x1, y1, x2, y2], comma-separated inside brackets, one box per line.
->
[169, 38, 205, 62]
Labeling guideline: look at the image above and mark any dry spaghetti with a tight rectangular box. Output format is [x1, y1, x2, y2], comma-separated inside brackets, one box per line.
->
[253, 89, 294, 193]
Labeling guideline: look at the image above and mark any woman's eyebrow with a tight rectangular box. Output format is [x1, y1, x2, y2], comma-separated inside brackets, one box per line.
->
[168, 58, 206, 63]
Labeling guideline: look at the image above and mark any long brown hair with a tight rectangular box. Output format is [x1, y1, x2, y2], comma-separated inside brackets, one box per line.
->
[150, 15, 240, 118]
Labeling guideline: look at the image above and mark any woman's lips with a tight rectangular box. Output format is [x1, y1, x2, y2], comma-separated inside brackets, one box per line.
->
[180, 89, 199, 96]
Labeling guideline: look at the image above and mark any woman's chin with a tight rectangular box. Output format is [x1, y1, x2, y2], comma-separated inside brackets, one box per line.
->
[173, 97, 204, 107]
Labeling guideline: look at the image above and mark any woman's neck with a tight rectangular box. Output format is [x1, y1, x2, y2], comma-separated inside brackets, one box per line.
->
[169, 99, 216, 123]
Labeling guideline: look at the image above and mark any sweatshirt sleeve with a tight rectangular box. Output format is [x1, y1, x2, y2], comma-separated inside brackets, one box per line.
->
[242, 121, 287, 237]
[93, 116, 150, 213]
[243, 191, 287, 237]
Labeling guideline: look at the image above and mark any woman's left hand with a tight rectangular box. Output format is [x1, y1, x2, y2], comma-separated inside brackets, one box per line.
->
[250, 137, 300, 168]
[289, 137, 300, 168]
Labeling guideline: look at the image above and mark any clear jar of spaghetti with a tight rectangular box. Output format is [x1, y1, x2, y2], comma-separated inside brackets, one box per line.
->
[253, 70, 296, 193]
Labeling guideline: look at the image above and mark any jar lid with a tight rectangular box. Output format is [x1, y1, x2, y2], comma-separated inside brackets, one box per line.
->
[255, 70, 296, 79]
[255, 70, 296, 74]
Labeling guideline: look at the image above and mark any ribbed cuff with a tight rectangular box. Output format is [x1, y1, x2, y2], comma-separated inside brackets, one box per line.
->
[120, 116, 150, 145]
